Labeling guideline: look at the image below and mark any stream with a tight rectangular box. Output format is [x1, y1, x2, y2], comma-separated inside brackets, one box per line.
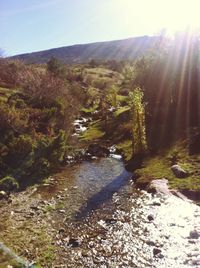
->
[0, 156, 199, 267]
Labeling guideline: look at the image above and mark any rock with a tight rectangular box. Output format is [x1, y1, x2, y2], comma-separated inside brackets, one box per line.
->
[152, 201, 161, 206]
[105, 218, 117, 225]
[58, 228, 65, 234]
[86, 144, 109, 157]
[188, 239, 196, 244]
[93, 256, 103, 264]
[171, 164, 188, 178]
[109, 145, 116, 153]
[192, 259, 200, 266]
[147, 179, 172, 196]
[28, 262, 40, 268]
[30, 205, 40, 211]
[67, 238, 81, 247]
[110, 154, 122, 160]
[153, 248, 162, 256]
[189, 230, 200, 239]
[81, 249, 90, 257]
[39, 200, 48, 205]
[147, 215, 154, 221]
[0, 190, 7, 199]
[59, 210, 65, 213]
[146, 240, 156, 246]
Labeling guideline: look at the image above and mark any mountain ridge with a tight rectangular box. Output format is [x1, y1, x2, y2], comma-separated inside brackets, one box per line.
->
[9, 35, 161, 64]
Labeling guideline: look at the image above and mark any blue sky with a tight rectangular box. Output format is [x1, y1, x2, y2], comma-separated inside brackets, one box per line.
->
[1, 0, 199, 56]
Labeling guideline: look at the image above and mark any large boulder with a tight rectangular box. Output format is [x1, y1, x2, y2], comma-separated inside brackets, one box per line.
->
[86, 144, 109, 157]
[189, 230, 200, 239]
[171, 164, 188, 178]
[147, 179, 172, 196]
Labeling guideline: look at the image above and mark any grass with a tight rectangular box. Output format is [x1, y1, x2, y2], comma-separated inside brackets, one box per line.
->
[116, 94, 128, 102]
[114, 106, 130, 117]
[55, 201, 65, 210]
[1, 222, 55, 267]
[0, 87, 20, 104]
[81, 102, 99, 114]
[116, 139, 132, 161]
[86, 67, 113, 75]
[134, 142, 200, 191]
[44, 204, 55, 213]
[0, 87, 12, 102]
[80, 120, 105, 141]
[35, 230, 55, 265]
[84, 67, 122, 85]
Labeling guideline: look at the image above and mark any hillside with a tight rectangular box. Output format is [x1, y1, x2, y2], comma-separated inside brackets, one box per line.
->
[9, 35, 160, 64]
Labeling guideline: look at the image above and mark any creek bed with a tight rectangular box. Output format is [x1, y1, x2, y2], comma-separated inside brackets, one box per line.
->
[0, 157, 200, 267]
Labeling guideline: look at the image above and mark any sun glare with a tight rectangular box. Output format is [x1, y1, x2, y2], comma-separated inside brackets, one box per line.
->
[163, 0, 200, 36]
[115, 0, 200, 37]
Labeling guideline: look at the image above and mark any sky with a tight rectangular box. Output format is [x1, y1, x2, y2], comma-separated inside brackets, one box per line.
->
[1, 0, 200, 56]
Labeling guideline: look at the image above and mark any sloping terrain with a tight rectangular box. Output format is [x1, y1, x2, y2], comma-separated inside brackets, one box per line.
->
[9, 36, 160, 64]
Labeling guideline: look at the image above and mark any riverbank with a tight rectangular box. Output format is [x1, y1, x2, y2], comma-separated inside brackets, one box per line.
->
[0, 155, 199, 267]
[132, 141, 200, 202]
[0, 116, 199, 267]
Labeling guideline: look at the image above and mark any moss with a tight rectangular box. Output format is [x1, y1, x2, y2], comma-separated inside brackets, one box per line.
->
[116, 140, 132, 161]
[135, 143, 200, 191]
[135, 157, 174, 184]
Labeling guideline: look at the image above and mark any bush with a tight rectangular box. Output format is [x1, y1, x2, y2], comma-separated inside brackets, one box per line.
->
[47, 57, 67, 79]
[0, 176, 19, 191]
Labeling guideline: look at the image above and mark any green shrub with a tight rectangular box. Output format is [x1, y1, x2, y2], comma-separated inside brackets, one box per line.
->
[6, 135, 35, 168]
[0, 176, 19, 191]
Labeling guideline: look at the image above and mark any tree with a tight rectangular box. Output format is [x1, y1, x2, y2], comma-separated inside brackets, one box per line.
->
[88, 59, 97, 68]
[129, 88, 147, 156]
[47, 57, 66, 78]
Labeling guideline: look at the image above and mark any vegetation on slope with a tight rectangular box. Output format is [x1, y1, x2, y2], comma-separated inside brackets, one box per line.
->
[0, 30, 200, 193]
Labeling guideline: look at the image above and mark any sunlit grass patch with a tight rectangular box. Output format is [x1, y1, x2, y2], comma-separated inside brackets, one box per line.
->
[134, 157, 174, 184]
[114, 106, 130, 117]
[116, 94, 128, 102]
[81, 102, 99, 114]
[0, 87, 19, 103]
[134, 143, 200, 191]
[80, 120, 105, 141]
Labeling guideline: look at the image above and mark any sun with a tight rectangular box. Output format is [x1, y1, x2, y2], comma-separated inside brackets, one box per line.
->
[113, 0, 200, 38]
[163, 0, 200, 36]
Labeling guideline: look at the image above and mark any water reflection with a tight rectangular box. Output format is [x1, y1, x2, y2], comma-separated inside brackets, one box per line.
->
[36, 157, 132, 219]
[76, 168, 131, 219]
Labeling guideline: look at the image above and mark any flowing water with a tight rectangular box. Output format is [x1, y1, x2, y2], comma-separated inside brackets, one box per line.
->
[0, 156, 200, 267]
